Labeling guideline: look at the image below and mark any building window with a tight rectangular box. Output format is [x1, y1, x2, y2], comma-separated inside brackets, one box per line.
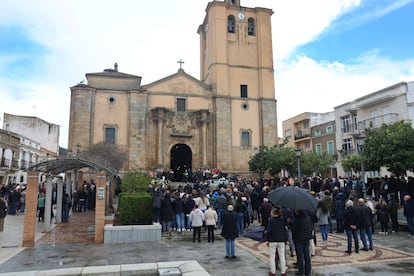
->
[315, 143, 322, 154]
[341, 115, 350, 133]
[326, 125, 333, 134]
[240, 84, 248, 98]
[241, 130, 251, 147]
[248, 18, 255, 35]
[108, 96, 116, 104]
[285, 129, 292, 138]
[327, 141, 334, 155]
[342, 138, 352, 155]
[353, 113, 358, 131]
[303, 121, 309, 129]
[177, 98, 186, 112]
[105, 127, 116, 144]
[305, 141, 310, 148]
[314, 129, 321, 137]
[228, 15, 235, 33]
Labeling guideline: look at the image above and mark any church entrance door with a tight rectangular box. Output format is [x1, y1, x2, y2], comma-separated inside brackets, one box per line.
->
[170, 144, 192, 182]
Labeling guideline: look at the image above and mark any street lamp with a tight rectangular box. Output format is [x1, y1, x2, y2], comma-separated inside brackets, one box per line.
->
[295, 148, 302, 182]
[76, 143, 81, 154]
[356, 135, 367, 199]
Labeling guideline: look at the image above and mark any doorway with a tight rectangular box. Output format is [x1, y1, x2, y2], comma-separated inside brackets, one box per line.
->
[170, 144, 192, 182]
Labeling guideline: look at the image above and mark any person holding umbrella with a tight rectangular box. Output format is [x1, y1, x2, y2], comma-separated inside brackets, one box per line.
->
[291, 209, 313, 276]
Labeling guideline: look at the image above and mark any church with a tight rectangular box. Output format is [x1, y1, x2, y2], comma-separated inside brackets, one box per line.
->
[68, 0, 278, 180]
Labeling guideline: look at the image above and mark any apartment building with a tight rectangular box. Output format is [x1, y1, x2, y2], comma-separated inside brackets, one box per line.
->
[335, 81, 414, 176]
[282, 112, 335, 152]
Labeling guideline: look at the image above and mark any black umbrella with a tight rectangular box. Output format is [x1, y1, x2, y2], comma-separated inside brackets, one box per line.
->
[268, 186, 318, 212]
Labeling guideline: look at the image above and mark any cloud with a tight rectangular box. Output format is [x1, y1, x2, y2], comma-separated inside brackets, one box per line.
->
[276, 52, 414, 135]
[0, 0, 413, 147]
[325, 0, 414, 35]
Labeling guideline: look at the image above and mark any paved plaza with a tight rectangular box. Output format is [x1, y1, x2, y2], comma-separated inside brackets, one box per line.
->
[1, 211, 414, 275]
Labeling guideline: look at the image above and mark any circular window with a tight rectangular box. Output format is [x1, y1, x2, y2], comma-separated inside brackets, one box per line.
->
[108, 96, 116, 104]
[241, 102, 249, 110]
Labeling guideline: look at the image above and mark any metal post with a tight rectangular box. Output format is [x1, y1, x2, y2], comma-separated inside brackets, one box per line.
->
[295, 149, 302, 182]
[359, 145, 367, 199]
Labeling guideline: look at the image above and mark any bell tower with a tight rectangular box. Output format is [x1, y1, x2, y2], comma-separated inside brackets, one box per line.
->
[198, 0, 278, 171]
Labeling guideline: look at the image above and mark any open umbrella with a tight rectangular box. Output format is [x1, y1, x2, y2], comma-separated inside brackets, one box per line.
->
[268, 186, 318, 212]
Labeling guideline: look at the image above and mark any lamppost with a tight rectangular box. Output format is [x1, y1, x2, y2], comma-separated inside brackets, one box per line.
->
[76, 143, 81, 154]
[295, 148, 302, 182]
[356, 135, 367, 199]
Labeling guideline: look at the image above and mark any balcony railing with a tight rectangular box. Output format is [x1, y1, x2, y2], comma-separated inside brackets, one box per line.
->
[341, 147, 359, 156]
[294, 129, 311, 140]
[359, 113, 399, 130]
[341, 123, 359, 133]
[1, 157, 10, 167]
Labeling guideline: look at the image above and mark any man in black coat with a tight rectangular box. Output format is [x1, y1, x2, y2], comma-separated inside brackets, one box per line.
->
[266, 207, 287, 276]
[357, 198, 374, 250]
[291, 209, 313, 276]
[221, 205, 239, 259]
[344, 200, 360, 254]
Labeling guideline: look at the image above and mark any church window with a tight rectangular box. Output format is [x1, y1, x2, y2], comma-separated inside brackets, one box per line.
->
[108, 96, 116, 104]
[241, 102, 249, 110]
[177, 98, 186, 112]
[241, 129, 251, 147]
[248, 18, 255, 35]
[240, 84, 248, 98]
[228, 15, 235, 33]
[105, 127, 116, 144]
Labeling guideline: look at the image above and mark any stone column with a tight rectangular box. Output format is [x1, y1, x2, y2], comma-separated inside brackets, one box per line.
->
[198, 110, 210, 167]
[157, 117, 163, 164]
[43, 177, 53, 232]
[55, 177, 63, 223]
[153, 108, 168, 168]
[94, 173, 106, 243]
[22, 171, 39, 247]
[65, 174, 72, 200]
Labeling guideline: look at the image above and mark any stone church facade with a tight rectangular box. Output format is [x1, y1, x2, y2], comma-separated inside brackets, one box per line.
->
[68, 0, 278, 180]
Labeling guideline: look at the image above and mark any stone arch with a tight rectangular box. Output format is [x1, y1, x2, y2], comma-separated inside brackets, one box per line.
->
[22, 158, 116, 247]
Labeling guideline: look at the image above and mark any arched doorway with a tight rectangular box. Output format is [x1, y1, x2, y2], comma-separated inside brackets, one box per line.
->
[170, 144, 192, 182]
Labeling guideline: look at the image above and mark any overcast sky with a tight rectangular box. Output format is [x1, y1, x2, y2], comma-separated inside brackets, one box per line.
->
[1, 0, 414, 148]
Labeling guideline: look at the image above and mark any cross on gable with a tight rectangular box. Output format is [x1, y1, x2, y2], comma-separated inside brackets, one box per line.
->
[177, 59, 184, 69]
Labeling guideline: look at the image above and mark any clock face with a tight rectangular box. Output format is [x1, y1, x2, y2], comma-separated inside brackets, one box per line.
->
[237, 12, 245, 20]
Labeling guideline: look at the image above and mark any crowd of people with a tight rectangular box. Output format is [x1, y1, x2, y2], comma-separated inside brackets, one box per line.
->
[148, 174, 414, 276]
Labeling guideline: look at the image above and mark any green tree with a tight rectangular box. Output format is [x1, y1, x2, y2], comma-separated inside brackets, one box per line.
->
[266, 146, 296, 177]
[302, 151, 335, 176]
[120, 171, 152, 193]
[248, 146, 269, 178]
[364, 121, 414, 176]
[341, 154, 361, 175]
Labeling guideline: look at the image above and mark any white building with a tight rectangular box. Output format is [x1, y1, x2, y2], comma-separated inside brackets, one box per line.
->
[334, 81, 414, 176]
[2, 113, 60, 156]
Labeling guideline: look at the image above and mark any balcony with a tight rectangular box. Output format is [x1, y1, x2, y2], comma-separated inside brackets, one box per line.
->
[294, 129, 311, 140]
[1, 157, 10, 168]
[359, 113, 399, 130]
[341, 147, 358, 156]
[341, 123, 359, 134]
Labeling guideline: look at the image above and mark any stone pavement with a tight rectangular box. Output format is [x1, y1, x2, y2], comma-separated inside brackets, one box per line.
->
[1, 210, 414, 275]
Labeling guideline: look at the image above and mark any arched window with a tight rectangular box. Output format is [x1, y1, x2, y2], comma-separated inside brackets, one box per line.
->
[248, 18, 255, 36]
[228, 15, 235, 33]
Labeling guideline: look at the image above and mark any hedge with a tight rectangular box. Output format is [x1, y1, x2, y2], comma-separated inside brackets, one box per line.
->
[118, 192, 152, 225]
